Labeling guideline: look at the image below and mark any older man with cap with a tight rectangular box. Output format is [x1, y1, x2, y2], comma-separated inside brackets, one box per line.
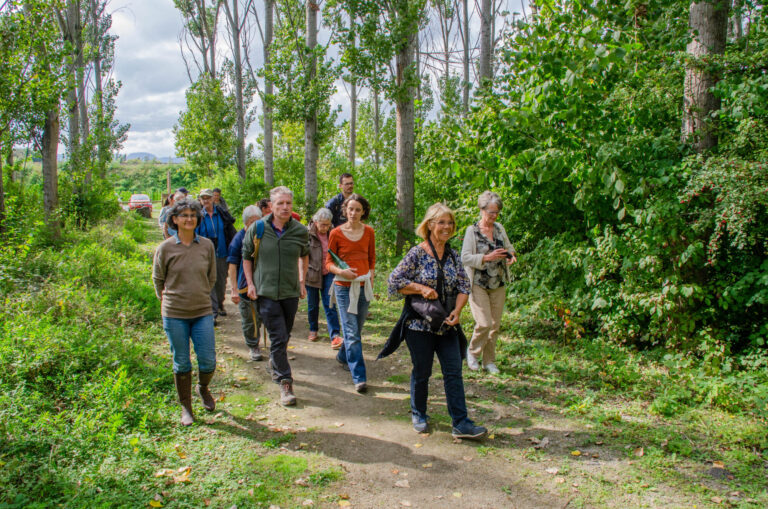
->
[196, 188, 236, 324]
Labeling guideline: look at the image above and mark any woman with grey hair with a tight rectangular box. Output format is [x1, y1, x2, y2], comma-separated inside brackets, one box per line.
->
[306, 207, 342, 345]
[152, 198, 217, 426]
[460, 191, 516, 374]
[227, 205, 264, 362]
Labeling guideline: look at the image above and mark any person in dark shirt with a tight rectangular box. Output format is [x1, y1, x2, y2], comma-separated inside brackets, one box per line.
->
[325, 173, 354, 228]
[196, 188, 236, 323]
[227, 205, 263, 362]
[212, 188, 229, 213]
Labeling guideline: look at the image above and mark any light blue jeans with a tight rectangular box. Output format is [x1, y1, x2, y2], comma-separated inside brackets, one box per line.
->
[162, 314, 216, 374]
[334, 285, 369, 384]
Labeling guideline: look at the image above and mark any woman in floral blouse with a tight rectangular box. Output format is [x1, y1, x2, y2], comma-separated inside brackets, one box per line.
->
[386, 203, 488, 440]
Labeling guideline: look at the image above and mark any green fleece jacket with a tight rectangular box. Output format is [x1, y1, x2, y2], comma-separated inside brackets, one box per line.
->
[242, 214, 309, 300]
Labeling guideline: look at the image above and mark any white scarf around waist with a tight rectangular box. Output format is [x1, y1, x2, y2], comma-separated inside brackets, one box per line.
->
[329, 271, 374, 314]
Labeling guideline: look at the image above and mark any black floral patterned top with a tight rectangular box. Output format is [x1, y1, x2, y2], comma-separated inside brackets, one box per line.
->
[472, 222, 506, 290]
[387, 244, 471, 335]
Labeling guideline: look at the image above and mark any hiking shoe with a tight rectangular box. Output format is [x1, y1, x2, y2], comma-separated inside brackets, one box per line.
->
[218, 309, 227, 316]
[280, 380, 296, 406]
[308, 331, 319, 342]
[466, 349, 480, 371]
[336, 355, 350, 371]
[484, 363, 500, 374]
[412, 415, 429, 434]
[331, 336, 343, 349]
[452, 422, 488, 440]
[213, 319, 220, 327]
[249, 346, 263, 361]
[355, 382, 368, 393]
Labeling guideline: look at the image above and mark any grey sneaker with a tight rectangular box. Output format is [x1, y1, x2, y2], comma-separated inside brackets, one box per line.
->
[412, 416, 429, 434]
[484, 363, 500, 374]
[466, 349, 480, 371]
[249, 347, 263, 361]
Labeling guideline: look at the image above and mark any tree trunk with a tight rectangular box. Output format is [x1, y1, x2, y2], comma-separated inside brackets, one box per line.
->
[479, 0, 493, 89]
[373, 86, 381, 170]
[65, 0, 81, 163]
[90, 0, 108, 177]
[728, 0, 743, 40]
[263, 0, 274, 185]
[395, 29, 417, 255]
[462, 0, 469, 113]
[73, 0, 90, 184]
[304, 0, 319, 216]
[0, 149, 4, 235]
[42, 107, 60, 238]
[682, 0, 729, 152]
[225, 0, 247, 181]
[349, 79, 357, 169]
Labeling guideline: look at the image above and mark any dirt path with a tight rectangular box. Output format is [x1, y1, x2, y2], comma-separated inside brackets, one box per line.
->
[213, 302, 569, 509]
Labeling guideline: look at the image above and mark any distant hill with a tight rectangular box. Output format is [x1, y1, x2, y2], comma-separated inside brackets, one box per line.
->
[123, 153, 185, 164]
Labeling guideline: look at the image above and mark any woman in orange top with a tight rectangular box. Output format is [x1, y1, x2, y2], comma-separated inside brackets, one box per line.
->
[325, 193, 375, 393]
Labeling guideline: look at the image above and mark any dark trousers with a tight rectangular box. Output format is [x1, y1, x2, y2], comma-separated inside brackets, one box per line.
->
[258, 296, 299, 383]
[210, 256, 228, 316]
[404, 327, 469, 427]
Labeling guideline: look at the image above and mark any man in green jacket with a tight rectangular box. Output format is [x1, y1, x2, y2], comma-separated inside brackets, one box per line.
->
[243, 186, 309, 406]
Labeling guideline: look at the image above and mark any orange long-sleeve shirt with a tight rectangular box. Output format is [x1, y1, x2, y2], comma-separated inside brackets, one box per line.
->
[325, 225, 376, 287]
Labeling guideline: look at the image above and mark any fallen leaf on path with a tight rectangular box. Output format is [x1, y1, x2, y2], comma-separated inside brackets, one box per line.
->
[634, 447, 644, 457]
[301, 500, 314, 506]
[288, 346, 296, 350]
[711, 496, 723, 504]
[154, 469, 175, 478]
[422, 463, 432, 468]
[462, 456, 473, 462]
[395, 480, 410, 488]
[712, 461, 725, 469]
[452, 492, 462, 498]
[595, 441, 604, 446]
[592, 453, 599, 458]
[570, 450, 581, 456]
[413, 443, 423, 448]
[289, 356, 296, 360]
[238, 376, 248, 381]
[338, 502, 350, 507]
[400, 501, 412, 507]
[545, 467, 559, 475]
[555, 477, 566, 484]
[338, 493, 350, 500]
[488, 434, 495, 439]
[176, 451, 187, 459]
[334, 422, 344, 428]
[391, 469, 399, 475]
[534, 437, 550, 450]
[295, 478, 309, 487]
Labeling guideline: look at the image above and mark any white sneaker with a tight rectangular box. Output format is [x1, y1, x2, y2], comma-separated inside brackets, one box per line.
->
[466, 350, 480, 371]
[484, 363, 500, 374]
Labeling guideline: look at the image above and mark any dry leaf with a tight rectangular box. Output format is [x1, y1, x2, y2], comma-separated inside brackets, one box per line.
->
[422, 463, 433, 469]
[592, 453, 599, 458]
[334, 422, 345, 428]
[302, 500, 314, 507]
[176, 451, 187, 459]
[711, 496, 723, 504]
[570, 450, 581, 456]
[203, 499, 211, 506]
[395, 480, 410, 488]
[149, 502, 163, 508]
[400, 501, 412, 507]
[712, 461, 725, 469]
[452, 492, 463, 498]
[238, 376, 248, 381]
[154, 469, 174, 478]
[462, 456, 473, 462]
[555, 477, 566, 484]
[289, 356, 297, 360]
[288, 346, 296, 350]
[413, 443, 423, 448]
[488, 434, 495, 440]
[338, 502, 351, 508]
[534, 437, 550, 450]
[634, 447, 644, 457]
[391, 469, 399, 475]
[545, 467, 559, 475]
[295, 478, 310, 487]
[595, 441, 604, 446]
[338, 493, 350, 500]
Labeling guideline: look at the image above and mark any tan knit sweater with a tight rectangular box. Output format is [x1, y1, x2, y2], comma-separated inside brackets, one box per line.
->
[152, 235, 217, 318]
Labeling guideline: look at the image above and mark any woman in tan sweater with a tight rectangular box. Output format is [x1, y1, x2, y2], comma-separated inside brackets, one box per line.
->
[152, 199, 217, 426]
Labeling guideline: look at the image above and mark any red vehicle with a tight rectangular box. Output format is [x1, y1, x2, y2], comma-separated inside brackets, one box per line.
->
[129, 194, 153, 218]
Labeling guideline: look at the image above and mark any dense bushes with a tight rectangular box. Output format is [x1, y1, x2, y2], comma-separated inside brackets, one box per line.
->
[418, 2, 768, 369]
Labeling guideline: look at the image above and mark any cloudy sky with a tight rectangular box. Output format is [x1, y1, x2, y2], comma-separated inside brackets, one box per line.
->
[110, 0, 526, 158]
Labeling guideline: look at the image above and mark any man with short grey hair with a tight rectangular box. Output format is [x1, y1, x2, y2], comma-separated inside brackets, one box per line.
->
[243, 187, 309, 406]
[227, 205, 264, 361]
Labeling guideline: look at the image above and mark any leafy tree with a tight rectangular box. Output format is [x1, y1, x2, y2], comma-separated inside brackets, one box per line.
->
[174, 75, 237, 178]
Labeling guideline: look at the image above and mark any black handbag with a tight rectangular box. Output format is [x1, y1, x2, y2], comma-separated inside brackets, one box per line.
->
[409, 238, 455, 333]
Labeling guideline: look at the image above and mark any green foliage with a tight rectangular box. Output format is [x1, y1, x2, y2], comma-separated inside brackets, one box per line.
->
[174, 75, 237, 178]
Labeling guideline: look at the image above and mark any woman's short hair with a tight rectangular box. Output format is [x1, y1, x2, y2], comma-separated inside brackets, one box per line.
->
[166, 198, 203, 229]
[312, 207, 333, 223]
[415, 203, 456, 240]
[269, 186, 293, 201]
[242, 205, 262, 224]
[342, 193, 371, 221]
[478, 190, 503, 211]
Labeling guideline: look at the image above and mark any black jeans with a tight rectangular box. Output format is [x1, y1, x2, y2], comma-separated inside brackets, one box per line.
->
[258, 296, 299, 383]
[404, 327, 469, 426]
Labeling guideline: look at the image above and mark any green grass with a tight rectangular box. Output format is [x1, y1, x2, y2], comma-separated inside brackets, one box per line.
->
[0, 213, 344, 508]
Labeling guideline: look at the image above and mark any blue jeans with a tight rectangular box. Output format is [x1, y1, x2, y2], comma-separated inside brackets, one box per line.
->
[334, 284, 369, 384]
[162, 314, 216, 374]
[404, 328, 470, 427]
[306, 273, 341, 338]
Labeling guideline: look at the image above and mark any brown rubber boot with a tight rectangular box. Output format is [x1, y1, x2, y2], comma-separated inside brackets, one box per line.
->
[173, 371, 195, 426]
[280, 380, 297, 406]
[196, 370, 216, 412]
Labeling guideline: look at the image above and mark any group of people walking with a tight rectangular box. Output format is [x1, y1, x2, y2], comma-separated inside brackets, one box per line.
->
[152, 176, 515, 441]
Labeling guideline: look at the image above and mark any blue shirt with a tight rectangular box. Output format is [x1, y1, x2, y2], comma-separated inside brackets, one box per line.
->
[325, 193, 347, 228]
[196, 208, 227, 257]
[226, 228, 249, 299]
